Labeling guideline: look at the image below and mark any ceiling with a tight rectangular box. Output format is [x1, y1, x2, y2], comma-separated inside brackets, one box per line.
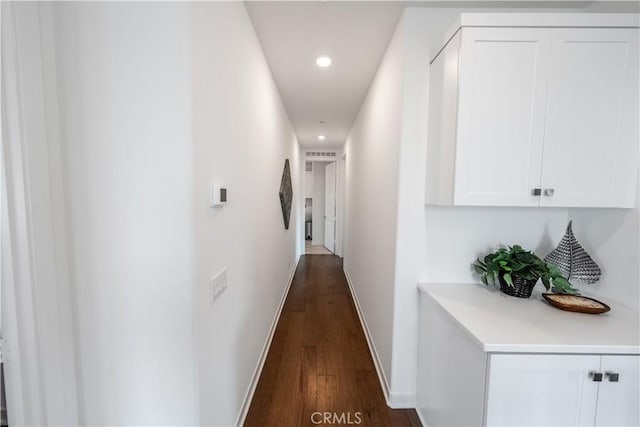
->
[246, 1, 639, 149]
[245, 1, 406, 149]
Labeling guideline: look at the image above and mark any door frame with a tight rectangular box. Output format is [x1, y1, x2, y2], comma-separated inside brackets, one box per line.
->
[335, 152, 346, 258]
[2, 3, 46, 423]
[301, 152, 344, 257]
[323, 161, 337, 253]
[1, 3, 80, 424]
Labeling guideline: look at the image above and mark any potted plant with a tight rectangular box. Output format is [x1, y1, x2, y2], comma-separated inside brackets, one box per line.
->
[473, 245, 578, 298]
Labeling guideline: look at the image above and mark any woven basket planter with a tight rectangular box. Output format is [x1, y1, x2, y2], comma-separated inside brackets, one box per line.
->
[499, 276, 538, 298]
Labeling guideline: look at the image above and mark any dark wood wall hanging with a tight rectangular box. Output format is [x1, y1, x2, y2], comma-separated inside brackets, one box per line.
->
[279, 159, 293, 229]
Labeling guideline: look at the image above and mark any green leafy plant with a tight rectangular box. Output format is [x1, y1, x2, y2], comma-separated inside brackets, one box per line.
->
[473, 245, 578, 294]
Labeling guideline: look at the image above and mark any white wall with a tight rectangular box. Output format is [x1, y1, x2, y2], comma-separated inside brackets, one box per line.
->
[39, 3, 301, 426]
[402, 9, 635, 406]
[343, 18, 404, 402]
[344, 5, 621, 407]
[304, 170, 313, 198]
[312, 162, 327, 245]
[50, 3, 198, 424]
[191, 3, 300, 425]
[398, 7, 587, 404]
[424, 208, 569, 283]
[392, 11, 564, 402]
[569, 174, 640, 309]
[390, 12, 429, 404]
[15, 4, 301, 425]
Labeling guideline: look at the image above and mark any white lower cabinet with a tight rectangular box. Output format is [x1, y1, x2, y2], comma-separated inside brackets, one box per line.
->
[486, 354, 639, 426]
[594, 356, 640, 426]
[417, 284, 640, 427]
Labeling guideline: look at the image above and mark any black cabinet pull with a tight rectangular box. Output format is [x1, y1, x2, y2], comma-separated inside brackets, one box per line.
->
[589, 371, 603, 382]
[605, 371, 619, 382]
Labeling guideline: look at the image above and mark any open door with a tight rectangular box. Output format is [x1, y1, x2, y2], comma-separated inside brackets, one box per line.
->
[324, 162, 336, 253]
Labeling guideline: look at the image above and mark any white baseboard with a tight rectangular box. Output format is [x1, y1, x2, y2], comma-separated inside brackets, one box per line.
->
[343, 266, 392, 406]
[416, 407, 429, 427]
[235, 255, 300, 427]
[343, 266, 415, 410]
[388, 392, 416, 409]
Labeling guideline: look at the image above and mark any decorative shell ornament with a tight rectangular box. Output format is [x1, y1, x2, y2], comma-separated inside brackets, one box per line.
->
[544, 221, 601, 284]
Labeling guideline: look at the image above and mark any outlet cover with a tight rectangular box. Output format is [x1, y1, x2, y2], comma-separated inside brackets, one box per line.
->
[210, 268, 227, 303]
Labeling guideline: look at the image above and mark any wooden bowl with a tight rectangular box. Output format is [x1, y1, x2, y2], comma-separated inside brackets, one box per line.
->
[542, 293, 610, 314]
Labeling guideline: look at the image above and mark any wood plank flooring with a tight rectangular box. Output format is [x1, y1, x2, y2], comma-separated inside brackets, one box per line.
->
[244, 255, 421, 427]
[305, 241, 333, 255]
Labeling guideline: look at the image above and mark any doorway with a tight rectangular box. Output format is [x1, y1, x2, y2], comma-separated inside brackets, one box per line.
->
[304, 160, 337, 255]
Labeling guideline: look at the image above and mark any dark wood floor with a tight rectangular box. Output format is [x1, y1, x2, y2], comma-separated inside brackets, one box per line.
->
[245, 255, 421, 427]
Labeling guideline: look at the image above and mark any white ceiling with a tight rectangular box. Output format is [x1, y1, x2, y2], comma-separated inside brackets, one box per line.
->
[246, 1, 639, 149]
[245, 1, 406, 148]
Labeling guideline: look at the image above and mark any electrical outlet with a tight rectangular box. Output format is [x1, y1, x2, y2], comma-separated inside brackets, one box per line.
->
[210, 268, 227, 304]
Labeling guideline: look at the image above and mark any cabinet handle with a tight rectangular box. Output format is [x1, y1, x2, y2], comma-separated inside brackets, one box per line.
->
[531, 188, 542, 196]
[543, 188, 555, 196]
[605, 371, 619, 382]
[589, 371, 603, 382]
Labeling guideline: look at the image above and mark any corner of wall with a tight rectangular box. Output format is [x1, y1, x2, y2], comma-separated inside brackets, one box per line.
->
[342, 9, 407, 404]
[389, 7, 432, 402]
[566, 173, 640, 309]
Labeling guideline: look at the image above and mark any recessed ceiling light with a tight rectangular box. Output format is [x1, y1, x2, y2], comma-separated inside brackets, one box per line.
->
[318, 135, 326, 141]
[316, 56, 332, 68]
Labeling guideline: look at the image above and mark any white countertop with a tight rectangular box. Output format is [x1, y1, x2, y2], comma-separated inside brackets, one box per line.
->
[418, 283, 640, 354]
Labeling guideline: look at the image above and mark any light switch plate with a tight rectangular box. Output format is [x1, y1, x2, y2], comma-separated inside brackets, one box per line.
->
[210, 183, 227, 207]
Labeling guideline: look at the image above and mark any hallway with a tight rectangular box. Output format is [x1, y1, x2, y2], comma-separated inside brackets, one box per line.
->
[245, 255, 420, 426]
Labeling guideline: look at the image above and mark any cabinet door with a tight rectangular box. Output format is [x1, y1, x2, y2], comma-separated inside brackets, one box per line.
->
[595, 355, 640, 426]
[486, 354, 600, 426]
[540, 29, 639, 207]
[454, 28, 551, 206]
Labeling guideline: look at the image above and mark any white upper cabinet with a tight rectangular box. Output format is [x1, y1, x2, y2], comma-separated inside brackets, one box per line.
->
[541, 29, 639, 207]
[426, 15, 639, 208]
[456, 28, 551, 206]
